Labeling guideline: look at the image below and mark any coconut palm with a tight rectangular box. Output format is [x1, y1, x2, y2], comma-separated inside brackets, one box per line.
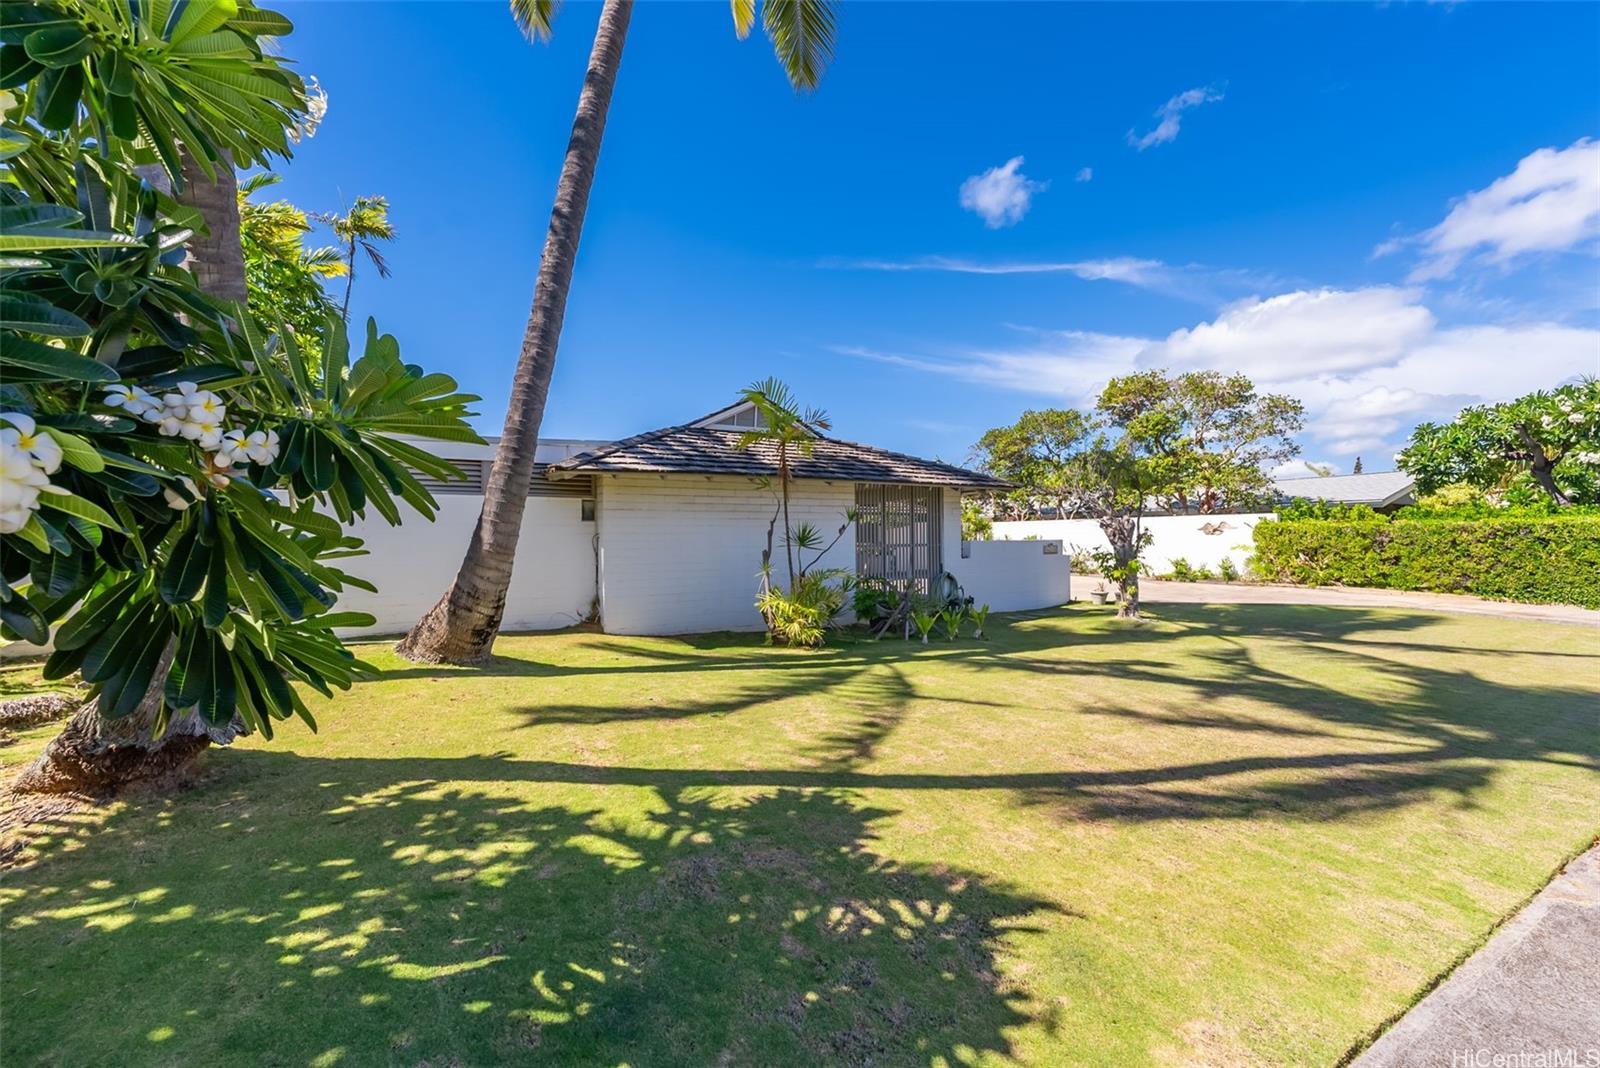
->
[397, 0, 839, 663]
[314, 196, 396, 320]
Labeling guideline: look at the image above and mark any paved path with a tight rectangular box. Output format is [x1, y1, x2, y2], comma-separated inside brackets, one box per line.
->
[1070, 578, 1600, 627]
[1351, 844, 1600, 1068]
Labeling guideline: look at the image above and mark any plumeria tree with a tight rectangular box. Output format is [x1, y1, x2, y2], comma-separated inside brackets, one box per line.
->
[1, 0, 482, 793]
[1398, 381, 1600, 507]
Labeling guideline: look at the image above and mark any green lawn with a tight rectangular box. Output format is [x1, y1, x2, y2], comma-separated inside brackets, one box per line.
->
[3, 604, 1597, 1067]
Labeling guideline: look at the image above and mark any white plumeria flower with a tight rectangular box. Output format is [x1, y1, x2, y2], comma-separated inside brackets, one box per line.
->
[0, 412, 63, 474]
[1568, 412, 1585, 424]
[0, 442, 50, 533]
[104, 384, 140, 412]
[187, 389, 226, 424]
[157, 412, 185, 437]
[243, 429, 280, 465]
[216, 428, 249, 468]
[181, 419, 224, 449]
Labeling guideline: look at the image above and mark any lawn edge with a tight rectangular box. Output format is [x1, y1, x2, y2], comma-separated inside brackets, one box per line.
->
[1333, 828, 1600, 1066]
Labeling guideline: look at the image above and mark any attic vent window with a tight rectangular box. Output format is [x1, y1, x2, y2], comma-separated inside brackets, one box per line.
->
[712, 407, 766, 430]
[409, 459, 486, 495]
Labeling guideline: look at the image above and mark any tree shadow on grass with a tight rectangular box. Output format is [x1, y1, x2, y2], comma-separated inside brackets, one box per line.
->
[482, 605, 1600, 826]
[1, 764, 1060, 1067]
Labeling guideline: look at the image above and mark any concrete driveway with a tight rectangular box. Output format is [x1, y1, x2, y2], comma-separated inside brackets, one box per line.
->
[1070, 578, 1600, 627]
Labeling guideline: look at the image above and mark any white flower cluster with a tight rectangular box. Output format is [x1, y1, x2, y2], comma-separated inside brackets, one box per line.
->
[103, 382, 279, 490]
[0, 413, 65, 534]
[1572, 450, 1600, 466]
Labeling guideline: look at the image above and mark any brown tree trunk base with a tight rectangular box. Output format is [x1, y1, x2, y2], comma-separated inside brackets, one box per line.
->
[394, 580, 506, 665]
[12, 700, 213, 797]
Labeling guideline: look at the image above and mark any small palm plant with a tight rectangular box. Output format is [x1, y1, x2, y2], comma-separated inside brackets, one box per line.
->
[968, 603, 992, 639]
[940, 607, 963, 641]
[910, 610, 938, 645]
[314, 196, 396, 320]
[739, 378, 831, 590]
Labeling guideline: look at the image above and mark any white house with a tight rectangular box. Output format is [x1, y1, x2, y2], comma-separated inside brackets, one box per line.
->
[337, 399, 1070, 637]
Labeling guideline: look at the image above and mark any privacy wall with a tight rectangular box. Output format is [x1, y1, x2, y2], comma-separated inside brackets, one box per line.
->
[992, 514, 1276, 574]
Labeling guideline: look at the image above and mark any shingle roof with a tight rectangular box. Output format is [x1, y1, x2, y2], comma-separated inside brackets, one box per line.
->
[549, 423, 1010, 489]
[1270, 470, 1416, 506]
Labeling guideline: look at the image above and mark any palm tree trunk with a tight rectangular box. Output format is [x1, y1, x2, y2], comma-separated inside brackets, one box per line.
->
[397, 0, 633, 664]
[17, 151, 251, 796]
[340, 237, 356, 321]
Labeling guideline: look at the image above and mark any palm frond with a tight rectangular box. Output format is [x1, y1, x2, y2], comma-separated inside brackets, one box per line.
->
[730, 0, 756, 39]
[359, 239, 392, 279]
[510, 0, 559, 42]
[761, 0, 836, 92]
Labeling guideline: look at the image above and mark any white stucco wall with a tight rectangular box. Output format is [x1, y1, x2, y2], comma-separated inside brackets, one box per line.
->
[951, 539, 1071, 611]
[992, 513, 1274, 574]
[595, 473, 858, 635]
[335, 493, 598, 638]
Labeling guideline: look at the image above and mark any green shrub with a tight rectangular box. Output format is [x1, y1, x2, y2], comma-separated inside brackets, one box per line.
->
[1217, 557, 1239, 582]
[1252, 516, 1600, 608]
[756, 571, 849, 647]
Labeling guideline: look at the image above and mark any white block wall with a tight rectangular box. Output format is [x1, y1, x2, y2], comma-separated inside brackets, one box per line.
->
[595, 473, 857, 635]
[992, 513, 1275, 574]
[951, 539, 1071, 611]
[336, 494, 598, 637]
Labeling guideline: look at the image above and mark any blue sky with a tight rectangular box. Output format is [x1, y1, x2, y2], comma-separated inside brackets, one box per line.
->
[271, 1, 1600, 474]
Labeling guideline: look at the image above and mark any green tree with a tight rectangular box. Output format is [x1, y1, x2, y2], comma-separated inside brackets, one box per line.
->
[1, 0, 482, 793]
[399, 0, 840, 663]
[1096, 369, 1304, 513]
[239, 172, 345, 339]
[961, 497, 993, 541]
[1397, 381, 1599, 506]
[971, 408, 1095, 518]
[314, 194, 394, 321]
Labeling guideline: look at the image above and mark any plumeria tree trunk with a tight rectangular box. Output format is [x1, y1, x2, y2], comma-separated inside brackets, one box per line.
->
[177, 152, 248, 305]
[397, 0, 632, 664]
[17, 153, 251, 796]
[1098, 513, 1143, 620]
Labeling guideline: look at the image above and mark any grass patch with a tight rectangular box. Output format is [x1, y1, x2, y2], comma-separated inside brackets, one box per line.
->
[2, 604, 1597, 1066]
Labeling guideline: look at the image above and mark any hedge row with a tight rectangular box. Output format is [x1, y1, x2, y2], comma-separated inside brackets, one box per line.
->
[1250, 516, 1600, 608]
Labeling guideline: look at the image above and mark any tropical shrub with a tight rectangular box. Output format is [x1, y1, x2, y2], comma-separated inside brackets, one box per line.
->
[1216, 556, 1239, 583]
[1251, 515, 1600, 608]
[910, 609, 937, 645]
[755, 570, 848, 648]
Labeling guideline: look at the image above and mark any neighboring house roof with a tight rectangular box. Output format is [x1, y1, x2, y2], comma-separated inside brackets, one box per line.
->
[1270, 470, 1416, 508]
[549, 421, 1009, 489]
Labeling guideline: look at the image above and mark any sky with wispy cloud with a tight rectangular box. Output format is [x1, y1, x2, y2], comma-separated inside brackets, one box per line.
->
[275, 2, 1598, 473]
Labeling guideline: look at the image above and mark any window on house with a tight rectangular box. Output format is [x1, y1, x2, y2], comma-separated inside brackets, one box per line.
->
[854, 484, 944, 591]
[580, 498, 596, 522]
[710, 406, 766, 430]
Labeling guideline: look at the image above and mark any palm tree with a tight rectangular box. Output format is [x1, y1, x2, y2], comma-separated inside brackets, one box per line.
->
[737, 378, 830, 589]
[315, 196, 396, 320]
[397, 0, 839, 663]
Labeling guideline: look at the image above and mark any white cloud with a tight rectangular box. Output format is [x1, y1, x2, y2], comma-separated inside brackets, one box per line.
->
[1127, 86, 1223, 151]
[1075, 167, 1093, 183]
[1383, 138, 1600, 280]
[958, 157, 1047, 228]
[825, 254, 1283, 304]
[834, 286, 1600, 460]
[1151, 287, 1436, 378]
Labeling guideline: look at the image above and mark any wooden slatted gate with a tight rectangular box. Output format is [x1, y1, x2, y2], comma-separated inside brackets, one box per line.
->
[854, 484, 943, 591]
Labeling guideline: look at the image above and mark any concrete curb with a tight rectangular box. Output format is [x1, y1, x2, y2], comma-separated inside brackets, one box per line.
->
[1351, 843, 1600, 1068]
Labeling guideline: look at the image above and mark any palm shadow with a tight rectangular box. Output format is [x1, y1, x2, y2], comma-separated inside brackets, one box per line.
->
[2, 761, 1060, 1066]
